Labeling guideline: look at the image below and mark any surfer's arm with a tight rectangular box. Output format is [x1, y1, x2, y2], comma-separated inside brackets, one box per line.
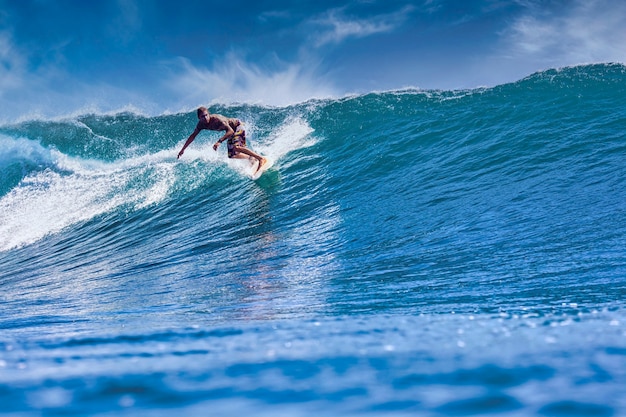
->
[212, 126, 235, 150]
[178, 128, 200, 159]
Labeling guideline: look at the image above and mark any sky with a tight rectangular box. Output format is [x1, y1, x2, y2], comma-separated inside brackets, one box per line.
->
[0, 0, 625, 121]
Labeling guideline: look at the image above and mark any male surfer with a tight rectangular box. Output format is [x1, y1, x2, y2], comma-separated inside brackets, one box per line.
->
[177, 107, 267, 173]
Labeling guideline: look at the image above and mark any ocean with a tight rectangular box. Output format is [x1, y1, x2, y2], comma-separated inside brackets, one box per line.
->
[1, 63, 625, 416]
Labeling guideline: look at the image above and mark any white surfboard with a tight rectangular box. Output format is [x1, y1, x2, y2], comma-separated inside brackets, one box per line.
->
[250, 158, 274, 180]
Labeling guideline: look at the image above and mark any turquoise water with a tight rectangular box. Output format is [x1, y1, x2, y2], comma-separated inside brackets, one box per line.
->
[1, 63, 625, 416]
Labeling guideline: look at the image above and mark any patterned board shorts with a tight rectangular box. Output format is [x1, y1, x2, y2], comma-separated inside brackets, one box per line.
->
[226, 126, 246, 158]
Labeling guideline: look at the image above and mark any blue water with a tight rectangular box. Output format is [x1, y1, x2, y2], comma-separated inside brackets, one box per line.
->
[1, 63, 625, 416]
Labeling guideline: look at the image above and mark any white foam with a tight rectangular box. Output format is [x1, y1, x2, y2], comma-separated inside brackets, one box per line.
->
[0, 147, 182, 252]
[253, 117, 315, 164]
[0, 135, 53, 167]
[0, 169, 126, 251]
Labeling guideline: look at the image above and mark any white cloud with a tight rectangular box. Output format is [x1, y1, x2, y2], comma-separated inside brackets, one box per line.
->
[311, 5, 415, 47]
[0, 36, 152, 122]
[162, 53, 338, 109]
[435, 0, 626, 89]
[504, 0, 626, 66]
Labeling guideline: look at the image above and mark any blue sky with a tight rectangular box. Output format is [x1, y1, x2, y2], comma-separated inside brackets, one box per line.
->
[1, 0, 625, 121]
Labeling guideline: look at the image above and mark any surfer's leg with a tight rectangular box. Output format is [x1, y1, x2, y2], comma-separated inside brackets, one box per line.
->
[233, 146, 266, 172]
[227, 133, 266, 172]
[230, 153, 258, 169]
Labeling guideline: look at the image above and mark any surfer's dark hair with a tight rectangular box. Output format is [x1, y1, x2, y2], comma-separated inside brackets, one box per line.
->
[197, 107, 208, 117]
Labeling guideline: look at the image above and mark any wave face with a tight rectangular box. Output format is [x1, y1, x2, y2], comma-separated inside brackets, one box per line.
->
[1, 64, 626, 415]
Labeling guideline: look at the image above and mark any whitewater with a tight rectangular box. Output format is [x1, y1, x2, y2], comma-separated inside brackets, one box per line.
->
[1, 63, 625, 416]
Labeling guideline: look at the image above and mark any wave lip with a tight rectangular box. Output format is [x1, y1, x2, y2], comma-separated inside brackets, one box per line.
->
[0, 135, 54, 166]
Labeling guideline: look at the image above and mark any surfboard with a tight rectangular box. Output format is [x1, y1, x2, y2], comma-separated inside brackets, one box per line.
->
[250, 158, 274, 180]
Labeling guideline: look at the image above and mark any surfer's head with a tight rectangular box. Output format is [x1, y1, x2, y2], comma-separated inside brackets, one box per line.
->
[197, 107, 209, 120]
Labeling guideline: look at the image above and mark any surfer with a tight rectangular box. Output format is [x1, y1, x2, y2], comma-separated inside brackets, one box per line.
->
[177, 107, 267, 173]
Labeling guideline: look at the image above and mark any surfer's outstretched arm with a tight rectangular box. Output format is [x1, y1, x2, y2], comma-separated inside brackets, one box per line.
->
[177, 129, 200, 159]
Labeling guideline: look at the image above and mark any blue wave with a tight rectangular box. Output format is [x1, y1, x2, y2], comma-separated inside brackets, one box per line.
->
[2, 63, 626, 300]
[1, 64, 625, 415]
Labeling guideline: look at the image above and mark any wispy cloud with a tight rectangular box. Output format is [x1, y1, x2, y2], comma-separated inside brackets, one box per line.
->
[503, 0, 626, 65]
[310, 5, 415, 47]
[161, 5, 417, 108]
[0, 27, 154, 122]
[158, 5, 420, 109]
[162, 53, 338, 109]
